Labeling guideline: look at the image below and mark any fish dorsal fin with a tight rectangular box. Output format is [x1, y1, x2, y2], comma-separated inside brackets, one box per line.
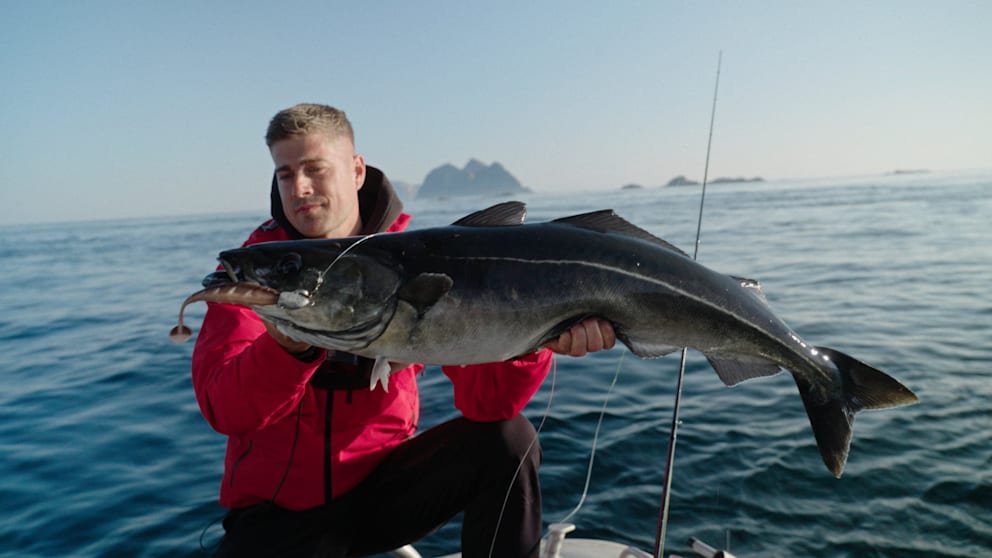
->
[552, 210, 689, 257]
[451, 201, 527, 227]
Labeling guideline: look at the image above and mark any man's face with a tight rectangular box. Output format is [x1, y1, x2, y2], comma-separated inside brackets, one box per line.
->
[271, 133, 366, 239]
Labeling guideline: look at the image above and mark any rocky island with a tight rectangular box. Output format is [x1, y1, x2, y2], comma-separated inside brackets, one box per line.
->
[666, 175, 699, 187]
[416, 159, 530, 199]
[666, 175, 764, 186]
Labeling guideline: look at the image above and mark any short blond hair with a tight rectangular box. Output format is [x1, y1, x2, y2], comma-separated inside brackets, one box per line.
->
[265, 103, 355, 147]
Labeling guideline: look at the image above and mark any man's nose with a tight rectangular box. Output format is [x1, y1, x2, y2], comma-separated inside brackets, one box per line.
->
[291, 172, 313, 197]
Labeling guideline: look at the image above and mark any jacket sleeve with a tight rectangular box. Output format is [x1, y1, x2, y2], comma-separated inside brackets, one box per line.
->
[191, 300, 324, 436]
[442, 350, 553, 421]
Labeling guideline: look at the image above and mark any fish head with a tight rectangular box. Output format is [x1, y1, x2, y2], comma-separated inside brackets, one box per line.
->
[210, 238, 403, 350]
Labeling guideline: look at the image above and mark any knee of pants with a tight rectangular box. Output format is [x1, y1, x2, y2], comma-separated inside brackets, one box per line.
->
[483, 414, 542, 469]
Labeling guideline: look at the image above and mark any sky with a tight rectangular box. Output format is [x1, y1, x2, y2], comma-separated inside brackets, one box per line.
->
[2, 0, 989, 225]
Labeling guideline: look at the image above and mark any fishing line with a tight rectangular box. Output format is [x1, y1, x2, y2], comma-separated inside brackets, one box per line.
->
[196, 393, 306, 552]
[316, 233, 379, 287]
[488, 348, 626, 556]
[556, 349, 626, 525]
[653, 49, 722, 558]
[487, 355, 559, 558]
[198, 513, 224, 552]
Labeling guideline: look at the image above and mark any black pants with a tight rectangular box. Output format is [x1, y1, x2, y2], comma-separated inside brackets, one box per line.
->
[214, 415, 542, 558]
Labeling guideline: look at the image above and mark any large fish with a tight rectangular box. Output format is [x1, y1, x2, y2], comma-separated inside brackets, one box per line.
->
[171, 202, 918, 477]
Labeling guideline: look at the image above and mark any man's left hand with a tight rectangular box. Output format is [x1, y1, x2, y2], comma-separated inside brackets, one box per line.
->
[544, 318, 616, 357]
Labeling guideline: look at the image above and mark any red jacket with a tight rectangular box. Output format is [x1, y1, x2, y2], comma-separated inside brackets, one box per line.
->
[192, 213, 552, 510]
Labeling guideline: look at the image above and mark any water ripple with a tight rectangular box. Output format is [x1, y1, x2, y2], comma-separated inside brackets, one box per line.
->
[1, 175, 990, 556]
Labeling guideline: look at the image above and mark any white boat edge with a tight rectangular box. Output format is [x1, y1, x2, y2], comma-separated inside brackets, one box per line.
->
[387, 522, 736, 558]
[389, 522, 654, 558]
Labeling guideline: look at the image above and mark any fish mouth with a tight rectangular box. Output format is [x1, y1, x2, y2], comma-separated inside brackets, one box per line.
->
[200, 259, 242, 288]
[201, 270, 236, 289]
[170, 260, 319, 343]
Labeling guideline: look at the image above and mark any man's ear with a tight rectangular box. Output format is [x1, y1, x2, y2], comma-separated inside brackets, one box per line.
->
[354, 153, 367, 191]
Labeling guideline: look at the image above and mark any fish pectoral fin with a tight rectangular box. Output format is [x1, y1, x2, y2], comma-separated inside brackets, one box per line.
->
[397, 273, 454, 315]
[706, 355, 782, 386]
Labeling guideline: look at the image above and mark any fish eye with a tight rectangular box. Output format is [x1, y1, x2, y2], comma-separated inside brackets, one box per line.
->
[276, 253, 303, 275]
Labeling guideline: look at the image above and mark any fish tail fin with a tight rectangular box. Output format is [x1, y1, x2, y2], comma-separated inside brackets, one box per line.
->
[796, 346, 919, 478]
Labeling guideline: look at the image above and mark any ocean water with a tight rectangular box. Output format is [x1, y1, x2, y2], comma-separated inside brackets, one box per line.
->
[1, 171, 989, 557]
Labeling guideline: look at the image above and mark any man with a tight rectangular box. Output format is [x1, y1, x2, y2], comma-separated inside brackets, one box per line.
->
[192, 103, 615, 558]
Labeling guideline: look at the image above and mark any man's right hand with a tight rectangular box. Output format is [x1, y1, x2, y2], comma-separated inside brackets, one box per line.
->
[263, 320, 312, 355]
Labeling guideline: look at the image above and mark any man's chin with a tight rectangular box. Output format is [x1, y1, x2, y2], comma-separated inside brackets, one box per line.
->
[288, 216, 330, 239]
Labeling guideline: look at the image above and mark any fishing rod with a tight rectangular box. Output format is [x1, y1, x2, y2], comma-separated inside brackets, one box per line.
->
[653, 50, 722, 558]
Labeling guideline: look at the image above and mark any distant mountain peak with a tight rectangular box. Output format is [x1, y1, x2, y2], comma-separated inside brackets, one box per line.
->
[417, 159, 529, 199]
[465, 158, 487, 171]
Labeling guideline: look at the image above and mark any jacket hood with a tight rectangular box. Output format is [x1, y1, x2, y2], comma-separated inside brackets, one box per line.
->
[269, 165, 405, 239]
